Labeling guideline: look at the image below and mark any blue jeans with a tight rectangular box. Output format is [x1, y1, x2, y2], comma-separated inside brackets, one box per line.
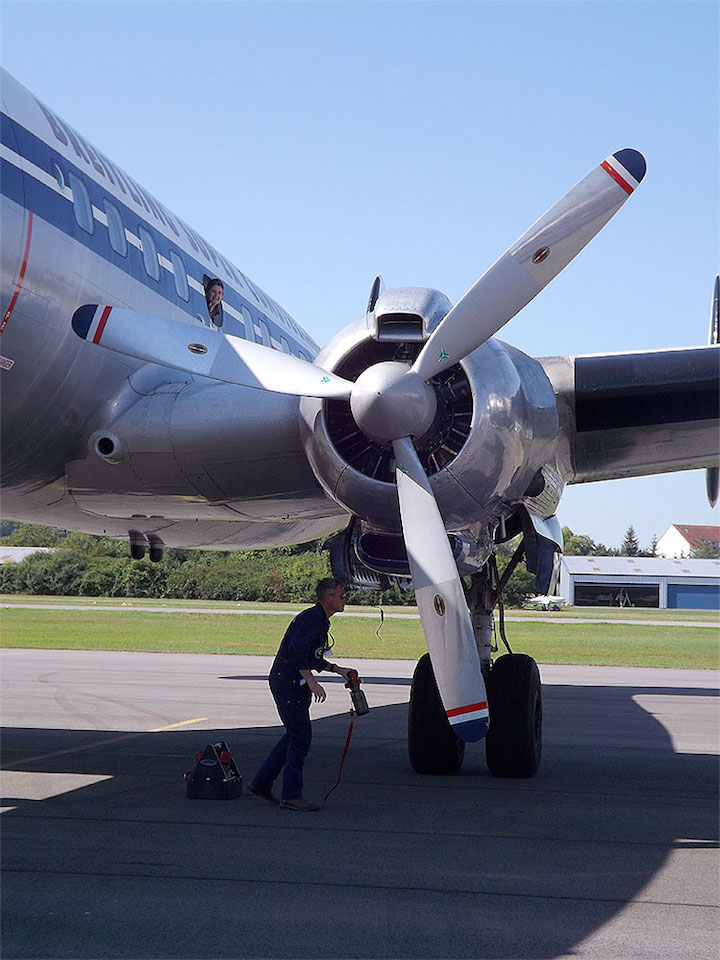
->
[252, 661, 312, 801]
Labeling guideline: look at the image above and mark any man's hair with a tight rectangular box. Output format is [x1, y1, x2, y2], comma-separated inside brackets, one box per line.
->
[316, 577, 343, 601]
[205, 278, 224, 296]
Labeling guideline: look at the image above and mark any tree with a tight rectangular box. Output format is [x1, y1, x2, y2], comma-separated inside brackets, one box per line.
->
[63, 531, 126, 557]
[14, 550, 88, 595]
[691, 539, 720, 559]
[620, 525, 640, 557]
[0, 523, 65, 546]
[561, 526, 598, 556]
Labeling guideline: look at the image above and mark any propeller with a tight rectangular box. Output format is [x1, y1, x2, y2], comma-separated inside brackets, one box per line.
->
[412, 148, 646, 381]
[72, 148, 646, 741]
[393, 437, 489, 740]
[71, 304, 354, 400]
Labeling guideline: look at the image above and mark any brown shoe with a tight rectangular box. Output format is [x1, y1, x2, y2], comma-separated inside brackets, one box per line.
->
[280, 797, 320, 811]
[249, 783, 279, 804]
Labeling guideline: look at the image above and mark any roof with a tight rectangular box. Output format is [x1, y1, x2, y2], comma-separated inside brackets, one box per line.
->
[662, 524, 720, 547]
[562, 556, 720, 577]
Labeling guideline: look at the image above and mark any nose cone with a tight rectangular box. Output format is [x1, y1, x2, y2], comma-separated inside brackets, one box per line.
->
[350, 362, 437, 443]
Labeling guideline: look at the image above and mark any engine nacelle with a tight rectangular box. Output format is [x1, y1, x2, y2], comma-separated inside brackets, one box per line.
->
[299, 288, 561, 534]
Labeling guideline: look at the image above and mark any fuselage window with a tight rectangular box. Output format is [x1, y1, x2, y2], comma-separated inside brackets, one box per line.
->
[279, 336, 291, 354]
[138, 225, 160, 281]
[239, 305, 252, 340]
[67, 171, 94, 234]
[169, 251, 189, 301]
[51, 160, 65, 191]
[256, 318, 271, 346]
[103, 199, 127, 257]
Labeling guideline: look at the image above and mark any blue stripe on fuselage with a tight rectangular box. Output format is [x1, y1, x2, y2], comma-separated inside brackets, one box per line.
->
[0, 113, 316, 358]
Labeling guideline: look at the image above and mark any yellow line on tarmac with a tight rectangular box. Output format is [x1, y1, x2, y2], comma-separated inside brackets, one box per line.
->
[152, 717, 209, 732]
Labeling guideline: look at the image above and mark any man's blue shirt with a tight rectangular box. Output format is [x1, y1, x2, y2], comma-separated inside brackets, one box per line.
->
[275, 603, 331, 673]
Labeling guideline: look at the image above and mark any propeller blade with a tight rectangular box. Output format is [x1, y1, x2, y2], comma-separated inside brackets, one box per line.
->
[392, 436, 489, 742]
[71, 305, 353, 399]
[412, 148, 647, 381]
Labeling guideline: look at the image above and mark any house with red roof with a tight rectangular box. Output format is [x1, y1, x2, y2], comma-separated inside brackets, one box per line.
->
[656, 524, 720, 558]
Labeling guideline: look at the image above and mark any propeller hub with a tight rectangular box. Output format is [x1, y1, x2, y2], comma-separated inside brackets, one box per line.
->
[350, 362, 437, 442]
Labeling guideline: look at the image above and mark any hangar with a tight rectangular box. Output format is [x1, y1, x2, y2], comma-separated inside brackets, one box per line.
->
[559, 556, 720, 610]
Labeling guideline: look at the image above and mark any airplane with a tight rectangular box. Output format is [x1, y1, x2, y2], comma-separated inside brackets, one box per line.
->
[2, 69, 718, 779]
[523, 595, 566, 612]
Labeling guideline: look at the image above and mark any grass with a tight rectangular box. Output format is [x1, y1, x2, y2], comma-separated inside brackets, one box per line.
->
[1, 598, 718, 668]
[1, 593, 718, 622]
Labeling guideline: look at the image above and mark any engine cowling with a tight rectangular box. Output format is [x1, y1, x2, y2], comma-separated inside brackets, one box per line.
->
[298, 287, 561, 535]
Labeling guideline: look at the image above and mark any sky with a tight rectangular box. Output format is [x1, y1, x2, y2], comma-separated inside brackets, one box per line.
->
[1, 0, 718, 550]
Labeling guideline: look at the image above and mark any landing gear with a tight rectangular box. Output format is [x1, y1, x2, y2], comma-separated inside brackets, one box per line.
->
[406, 538, 544, 779]
[485, 653, 542, 778]
[408, 653, 465, 775]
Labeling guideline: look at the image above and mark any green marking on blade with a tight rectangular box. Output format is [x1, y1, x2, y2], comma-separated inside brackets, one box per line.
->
[321, 376, 330, 383]
[438, 349, 449, 362]
[399, 464, 408, 475]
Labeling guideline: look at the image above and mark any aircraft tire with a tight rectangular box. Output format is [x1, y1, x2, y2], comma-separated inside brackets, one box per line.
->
[408, 653, 465, 775]
[485, 653, 542, 778]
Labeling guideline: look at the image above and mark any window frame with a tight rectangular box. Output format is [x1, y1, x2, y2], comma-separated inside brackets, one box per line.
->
[67, 171, 94, 234]
[256, 318, 271, 346]
[169, 250, 189, 301]
[137, 224, 160, 281]
[103, 198, 127, 257]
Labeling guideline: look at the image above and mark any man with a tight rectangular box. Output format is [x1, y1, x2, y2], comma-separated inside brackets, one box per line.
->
[203, 276, 224, 328]
[250, 579, 355, 811]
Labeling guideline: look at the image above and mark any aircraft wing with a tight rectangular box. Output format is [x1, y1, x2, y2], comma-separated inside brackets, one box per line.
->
[539, 345, 719, 485]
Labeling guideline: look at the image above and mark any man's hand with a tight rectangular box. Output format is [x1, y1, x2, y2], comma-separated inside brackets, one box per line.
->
[308, 677, 326, 702]
[332, 664, 352, 681]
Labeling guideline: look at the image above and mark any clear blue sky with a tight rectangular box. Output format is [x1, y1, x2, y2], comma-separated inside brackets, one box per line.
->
[2, 1, 718, 550]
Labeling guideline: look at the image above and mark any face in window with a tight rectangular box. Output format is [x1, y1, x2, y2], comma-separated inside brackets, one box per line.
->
[207, 283, 224, 309]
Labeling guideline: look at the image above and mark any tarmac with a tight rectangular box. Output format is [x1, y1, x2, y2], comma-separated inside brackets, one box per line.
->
[1, 649, 718, 959]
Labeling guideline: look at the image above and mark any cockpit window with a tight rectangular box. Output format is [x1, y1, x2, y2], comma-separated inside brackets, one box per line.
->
[204, 276, 224, 328]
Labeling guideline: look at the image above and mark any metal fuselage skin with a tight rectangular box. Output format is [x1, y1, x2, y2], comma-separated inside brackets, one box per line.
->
[0, 70, 346, 549]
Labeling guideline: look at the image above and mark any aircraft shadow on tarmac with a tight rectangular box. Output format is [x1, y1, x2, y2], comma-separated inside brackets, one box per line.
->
[1, 680, 718, 960]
